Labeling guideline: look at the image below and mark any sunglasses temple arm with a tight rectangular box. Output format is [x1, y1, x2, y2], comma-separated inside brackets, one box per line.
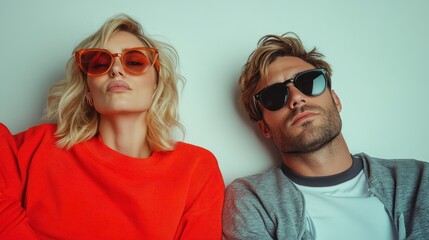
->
[253, 96, 263, 121]
[154, 54, 160, 72]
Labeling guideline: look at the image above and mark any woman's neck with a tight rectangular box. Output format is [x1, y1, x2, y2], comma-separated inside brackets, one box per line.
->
[98, 114, 151, 158]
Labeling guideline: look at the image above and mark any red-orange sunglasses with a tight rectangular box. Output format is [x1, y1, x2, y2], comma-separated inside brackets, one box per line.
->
[75, 47, 160, 77]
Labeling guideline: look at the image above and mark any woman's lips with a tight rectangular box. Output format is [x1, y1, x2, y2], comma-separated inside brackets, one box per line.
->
[106, 80, 131, 92]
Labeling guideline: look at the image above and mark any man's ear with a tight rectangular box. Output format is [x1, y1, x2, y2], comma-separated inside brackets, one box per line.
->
[257, 120, 272, 138]
[331, 90, 342, 112]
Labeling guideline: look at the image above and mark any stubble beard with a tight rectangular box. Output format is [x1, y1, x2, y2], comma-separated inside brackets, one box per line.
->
[274, 103, 342, 154]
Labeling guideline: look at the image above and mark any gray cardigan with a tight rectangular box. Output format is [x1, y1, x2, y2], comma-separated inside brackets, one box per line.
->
[222, 153, 429, 240]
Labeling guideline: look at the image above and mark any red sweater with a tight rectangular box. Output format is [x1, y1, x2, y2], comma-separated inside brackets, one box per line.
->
[0, 123, 224, 239]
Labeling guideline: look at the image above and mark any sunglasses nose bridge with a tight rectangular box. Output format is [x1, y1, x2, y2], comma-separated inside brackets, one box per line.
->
[285, 79, 295, 88]
[286, 81, 309, 109]
[111, 52, 122, 62]
[109, 52, 126, 76]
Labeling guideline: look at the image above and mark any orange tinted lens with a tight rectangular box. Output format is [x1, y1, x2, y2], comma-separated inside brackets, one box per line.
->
[123, 50, 152, 74]
[81, 50, 112, 75]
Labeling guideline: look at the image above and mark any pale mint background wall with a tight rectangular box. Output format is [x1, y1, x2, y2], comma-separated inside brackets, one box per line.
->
[1, 0, 428, 184]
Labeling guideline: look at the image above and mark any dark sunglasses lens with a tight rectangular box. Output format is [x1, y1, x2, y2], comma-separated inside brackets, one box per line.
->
[123, 50, 153, 74]
[260, 84, 288, 111]
[81, 51, 112, 75]
[295, 70, 326, 96]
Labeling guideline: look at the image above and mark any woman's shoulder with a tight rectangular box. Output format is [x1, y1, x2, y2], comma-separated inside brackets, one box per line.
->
[14, 123, 57, 146]
[22, 123, 56, 132]
[0, 123, 15, 144]
[171, 141, 224, 184]
[1, 123, 56, 138]
[164, 141, 219, 168]
[174, 141, 216, 158]
[0, 122, 12, 136]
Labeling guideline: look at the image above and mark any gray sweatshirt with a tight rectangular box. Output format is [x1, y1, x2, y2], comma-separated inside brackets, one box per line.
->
[222, 153, 429, 240]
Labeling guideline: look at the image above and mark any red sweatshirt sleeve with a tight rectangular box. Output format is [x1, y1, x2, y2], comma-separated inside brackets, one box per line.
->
[0, 123, 40, 239]
[174, 148, 225, 240]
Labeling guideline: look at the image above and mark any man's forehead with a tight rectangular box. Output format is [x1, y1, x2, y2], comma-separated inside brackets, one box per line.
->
[266, 57, 315, 84]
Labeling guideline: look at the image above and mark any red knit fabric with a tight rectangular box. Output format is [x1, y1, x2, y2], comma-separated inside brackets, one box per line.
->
[0, 123, 224, 239]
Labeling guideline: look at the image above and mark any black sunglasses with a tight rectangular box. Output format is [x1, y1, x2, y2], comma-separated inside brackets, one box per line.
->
[254, 68, 329, 118]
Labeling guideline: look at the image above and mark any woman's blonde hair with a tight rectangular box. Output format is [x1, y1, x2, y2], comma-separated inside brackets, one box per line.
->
[239, 32, 332, 121]
[45, 14, 184, 151]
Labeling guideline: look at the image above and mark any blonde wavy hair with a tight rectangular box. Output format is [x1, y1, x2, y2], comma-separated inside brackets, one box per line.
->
[45, 14, 184, 151]
[239, 32, 333, 121]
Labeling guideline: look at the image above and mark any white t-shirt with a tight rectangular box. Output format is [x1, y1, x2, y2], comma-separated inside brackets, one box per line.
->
[283, 157, 397, 240]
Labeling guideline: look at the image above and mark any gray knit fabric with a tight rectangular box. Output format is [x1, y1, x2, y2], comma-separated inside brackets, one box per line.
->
[222, 153, 429, 240]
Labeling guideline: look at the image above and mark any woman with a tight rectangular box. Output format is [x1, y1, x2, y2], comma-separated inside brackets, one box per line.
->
[0, 14, 224, 239]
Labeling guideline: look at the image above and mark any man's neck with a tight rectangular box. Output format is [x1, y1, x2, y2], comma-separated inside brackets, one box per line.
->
[281, 134, 352, 177]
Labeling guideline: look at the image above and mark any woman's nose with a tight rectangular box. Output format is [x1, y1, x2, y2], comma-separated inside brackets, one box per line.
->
[109, 57, 126, 77]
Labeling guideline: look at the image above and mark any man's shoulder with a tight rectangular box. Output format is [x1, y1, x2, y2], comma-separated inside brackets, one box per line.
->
[223, 166, 306, 231]
[225, 166, 300, 202]
[356, 152, 429, 171]
[227, 167, 283, 189]
[357, 152, 429, 186]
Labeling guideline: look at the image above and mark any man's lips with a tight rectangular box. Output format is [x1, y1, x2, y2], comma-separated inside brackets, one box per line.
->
[291, 111, 317, 125]
[106, 80, 131, 92]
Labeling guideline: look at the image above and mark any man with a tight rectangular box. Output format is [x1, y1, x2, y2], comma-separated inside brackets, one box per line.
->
[222, 33, 429, 240]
